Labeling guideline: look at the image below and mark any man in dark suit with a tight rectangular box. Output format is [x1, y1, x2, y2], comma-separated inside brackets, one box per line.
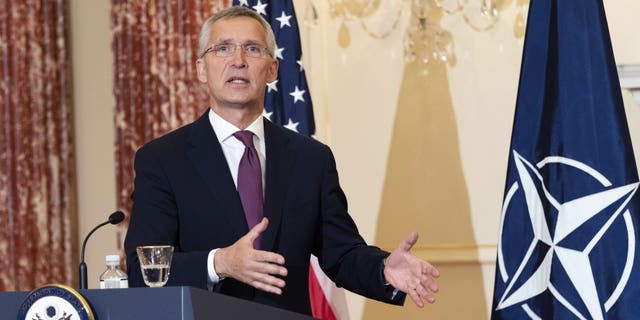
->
[124, 5, 439, 315]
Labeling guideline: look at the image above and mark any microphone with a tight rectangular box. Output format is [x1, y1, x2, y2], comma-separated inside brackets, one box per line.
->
[79, 211, 125, 289]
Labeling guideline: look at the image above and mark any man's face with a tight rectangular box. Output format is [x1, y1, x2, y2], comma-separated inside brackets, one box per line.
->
[196, 17, 278, 111]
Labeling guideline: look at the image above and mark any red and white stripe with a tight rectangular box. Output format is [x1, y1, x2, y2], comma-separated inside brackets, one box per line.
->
[309, 255, 350, 320]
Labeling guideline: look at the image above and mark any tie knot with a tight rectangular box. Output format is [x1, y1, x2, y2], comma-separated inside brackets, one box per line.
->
[233, 130, 255, 148]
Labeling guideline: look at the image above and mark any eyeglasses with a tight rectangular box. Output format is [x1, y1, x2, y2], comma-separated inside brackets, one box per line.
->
[201, 43, 271, 58]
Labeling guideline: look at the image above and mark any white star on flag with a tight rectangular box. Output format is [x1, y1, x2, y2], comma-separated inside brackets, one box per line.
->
[252, 0, 267, 16]
[284, 118, 299, 132]
[289, 86, 305, 103]
[276, 11, 292, 28]
[274, 45, 284, 60]
[262, 109, 273, 121]
[296, 59, 304, 71]
[267, 79, 278, 93]
[237, 0, 249, 6]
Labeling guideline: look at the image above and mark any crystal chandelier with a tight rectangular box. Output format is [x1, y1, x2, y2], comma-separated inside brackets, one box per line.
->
[302, 0, 528, 73]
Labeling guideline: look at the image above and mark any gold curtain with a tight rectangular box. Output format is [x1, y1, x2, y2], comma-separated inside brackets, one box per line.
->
[110, 0, 230, 251]
[0, 0, 76, 290]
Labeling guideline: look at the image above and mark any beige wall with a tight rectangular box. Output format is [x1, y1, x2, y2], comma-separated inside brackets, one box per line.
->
[71, 0, 118, 288]
[70, 0, 640, 319]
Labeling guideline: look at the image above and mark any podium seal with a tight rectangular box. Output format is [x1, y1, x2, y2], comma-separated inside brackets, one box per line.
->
[17, 284, 94, 320]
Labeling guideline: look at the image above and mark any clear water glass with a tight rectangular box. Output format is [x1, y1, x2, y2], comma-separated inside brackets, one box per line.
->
[136, 245, 174, 287]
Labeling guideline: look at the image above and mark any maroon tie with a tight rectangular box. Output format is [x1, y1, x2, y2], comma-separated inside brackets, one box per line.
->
[233, 130, 264, 248]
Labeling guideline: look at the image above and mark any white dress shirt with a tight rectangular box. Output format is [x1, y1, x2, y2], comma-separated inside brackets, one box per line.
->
[206, 108, 266, 284]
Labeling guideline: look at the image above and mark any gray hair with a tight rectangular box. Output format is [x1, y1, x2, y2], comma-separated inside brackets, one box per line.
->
[198, 6, 276, 58]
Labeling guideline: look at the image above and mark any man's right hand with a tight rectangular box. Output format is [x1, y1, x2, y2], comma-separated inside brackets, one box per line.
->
[214, 217, 288, 294]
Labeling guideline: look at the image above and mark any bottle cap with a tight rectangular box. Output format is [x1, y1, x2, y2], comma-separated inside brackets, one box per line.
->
[105, 255, 120, 264]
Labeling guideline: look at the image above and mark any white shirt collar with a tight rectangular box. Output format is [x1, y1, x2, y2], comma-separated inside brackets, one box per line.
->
[208, 108, 265, 144]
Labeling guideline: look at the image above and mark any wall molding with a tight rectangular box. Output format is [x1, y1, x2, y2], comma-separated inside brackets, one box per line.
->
[619, 64, 640, 105]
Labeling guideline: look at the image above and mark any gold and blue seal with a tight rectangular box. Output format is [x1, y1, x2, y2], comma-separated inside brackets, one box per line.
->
[17, 284, 94, 320]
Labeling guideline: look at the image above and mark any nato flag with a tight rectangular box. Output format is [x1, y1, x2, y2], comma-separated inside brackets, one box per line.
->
[492, 0, 640, 319]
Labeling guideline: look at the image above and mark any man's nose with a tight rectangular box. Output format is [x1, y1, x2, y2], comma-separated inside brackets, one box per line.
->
[230, 46, 247, 67]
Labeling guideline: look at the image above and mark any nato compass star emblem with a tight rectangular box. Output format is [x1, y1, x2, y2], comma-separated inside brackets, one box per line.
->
[496, 150, 639, 320]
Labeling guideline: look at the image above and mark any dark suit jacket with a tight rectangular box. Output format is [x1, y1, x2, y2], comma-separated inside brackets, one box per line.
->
[124, 111, 404, 315]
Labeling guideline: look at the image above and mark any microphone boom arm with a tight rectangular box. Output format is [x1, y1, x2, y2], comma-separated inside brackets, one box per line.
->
[79, 211, 125, 289]
[81, 220, 110, 264]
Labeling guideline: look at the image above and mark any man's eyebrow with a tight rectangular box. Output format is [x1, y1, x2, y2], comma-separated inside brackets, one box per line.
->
[242, 40, 262, 46]
[214, 38, 235, 45]
[212, 39, 264, 46]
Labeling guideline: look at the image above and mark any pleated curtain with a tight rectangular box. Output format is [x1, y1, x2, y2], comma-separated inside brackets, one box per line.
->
[0, 0, 76, 290]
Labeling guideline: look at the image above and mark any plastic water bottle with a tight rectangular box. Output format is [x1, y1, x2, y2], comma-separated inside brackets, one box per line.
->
[99, 255, 128, 289]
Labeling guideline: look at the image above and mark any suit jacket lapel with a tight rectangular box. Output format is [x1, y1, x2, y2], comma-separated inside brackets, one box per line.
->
[186, 112, 249, 238]
[262, 119, 295, 252]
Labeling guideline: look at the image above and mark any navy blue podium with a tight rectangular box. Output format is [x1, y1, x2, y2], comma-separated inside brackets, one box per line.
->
[0, 286, 315, 319]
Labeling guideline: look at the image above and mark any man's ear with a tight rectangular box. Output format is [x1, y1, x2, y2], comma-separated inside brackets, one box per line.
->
[196, 59, 208, 83]
[267, 58, 279, 83]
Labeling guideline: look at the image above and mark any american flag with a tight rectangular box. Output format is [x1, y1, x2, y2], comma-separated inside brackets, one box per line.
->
[234, 0, 315, 136]
[233, 1, 347, 319]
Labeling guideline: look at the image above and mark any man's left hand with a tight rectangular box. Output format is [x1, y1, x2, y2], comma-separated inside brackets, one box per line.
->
[384, 232, 440, 308]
